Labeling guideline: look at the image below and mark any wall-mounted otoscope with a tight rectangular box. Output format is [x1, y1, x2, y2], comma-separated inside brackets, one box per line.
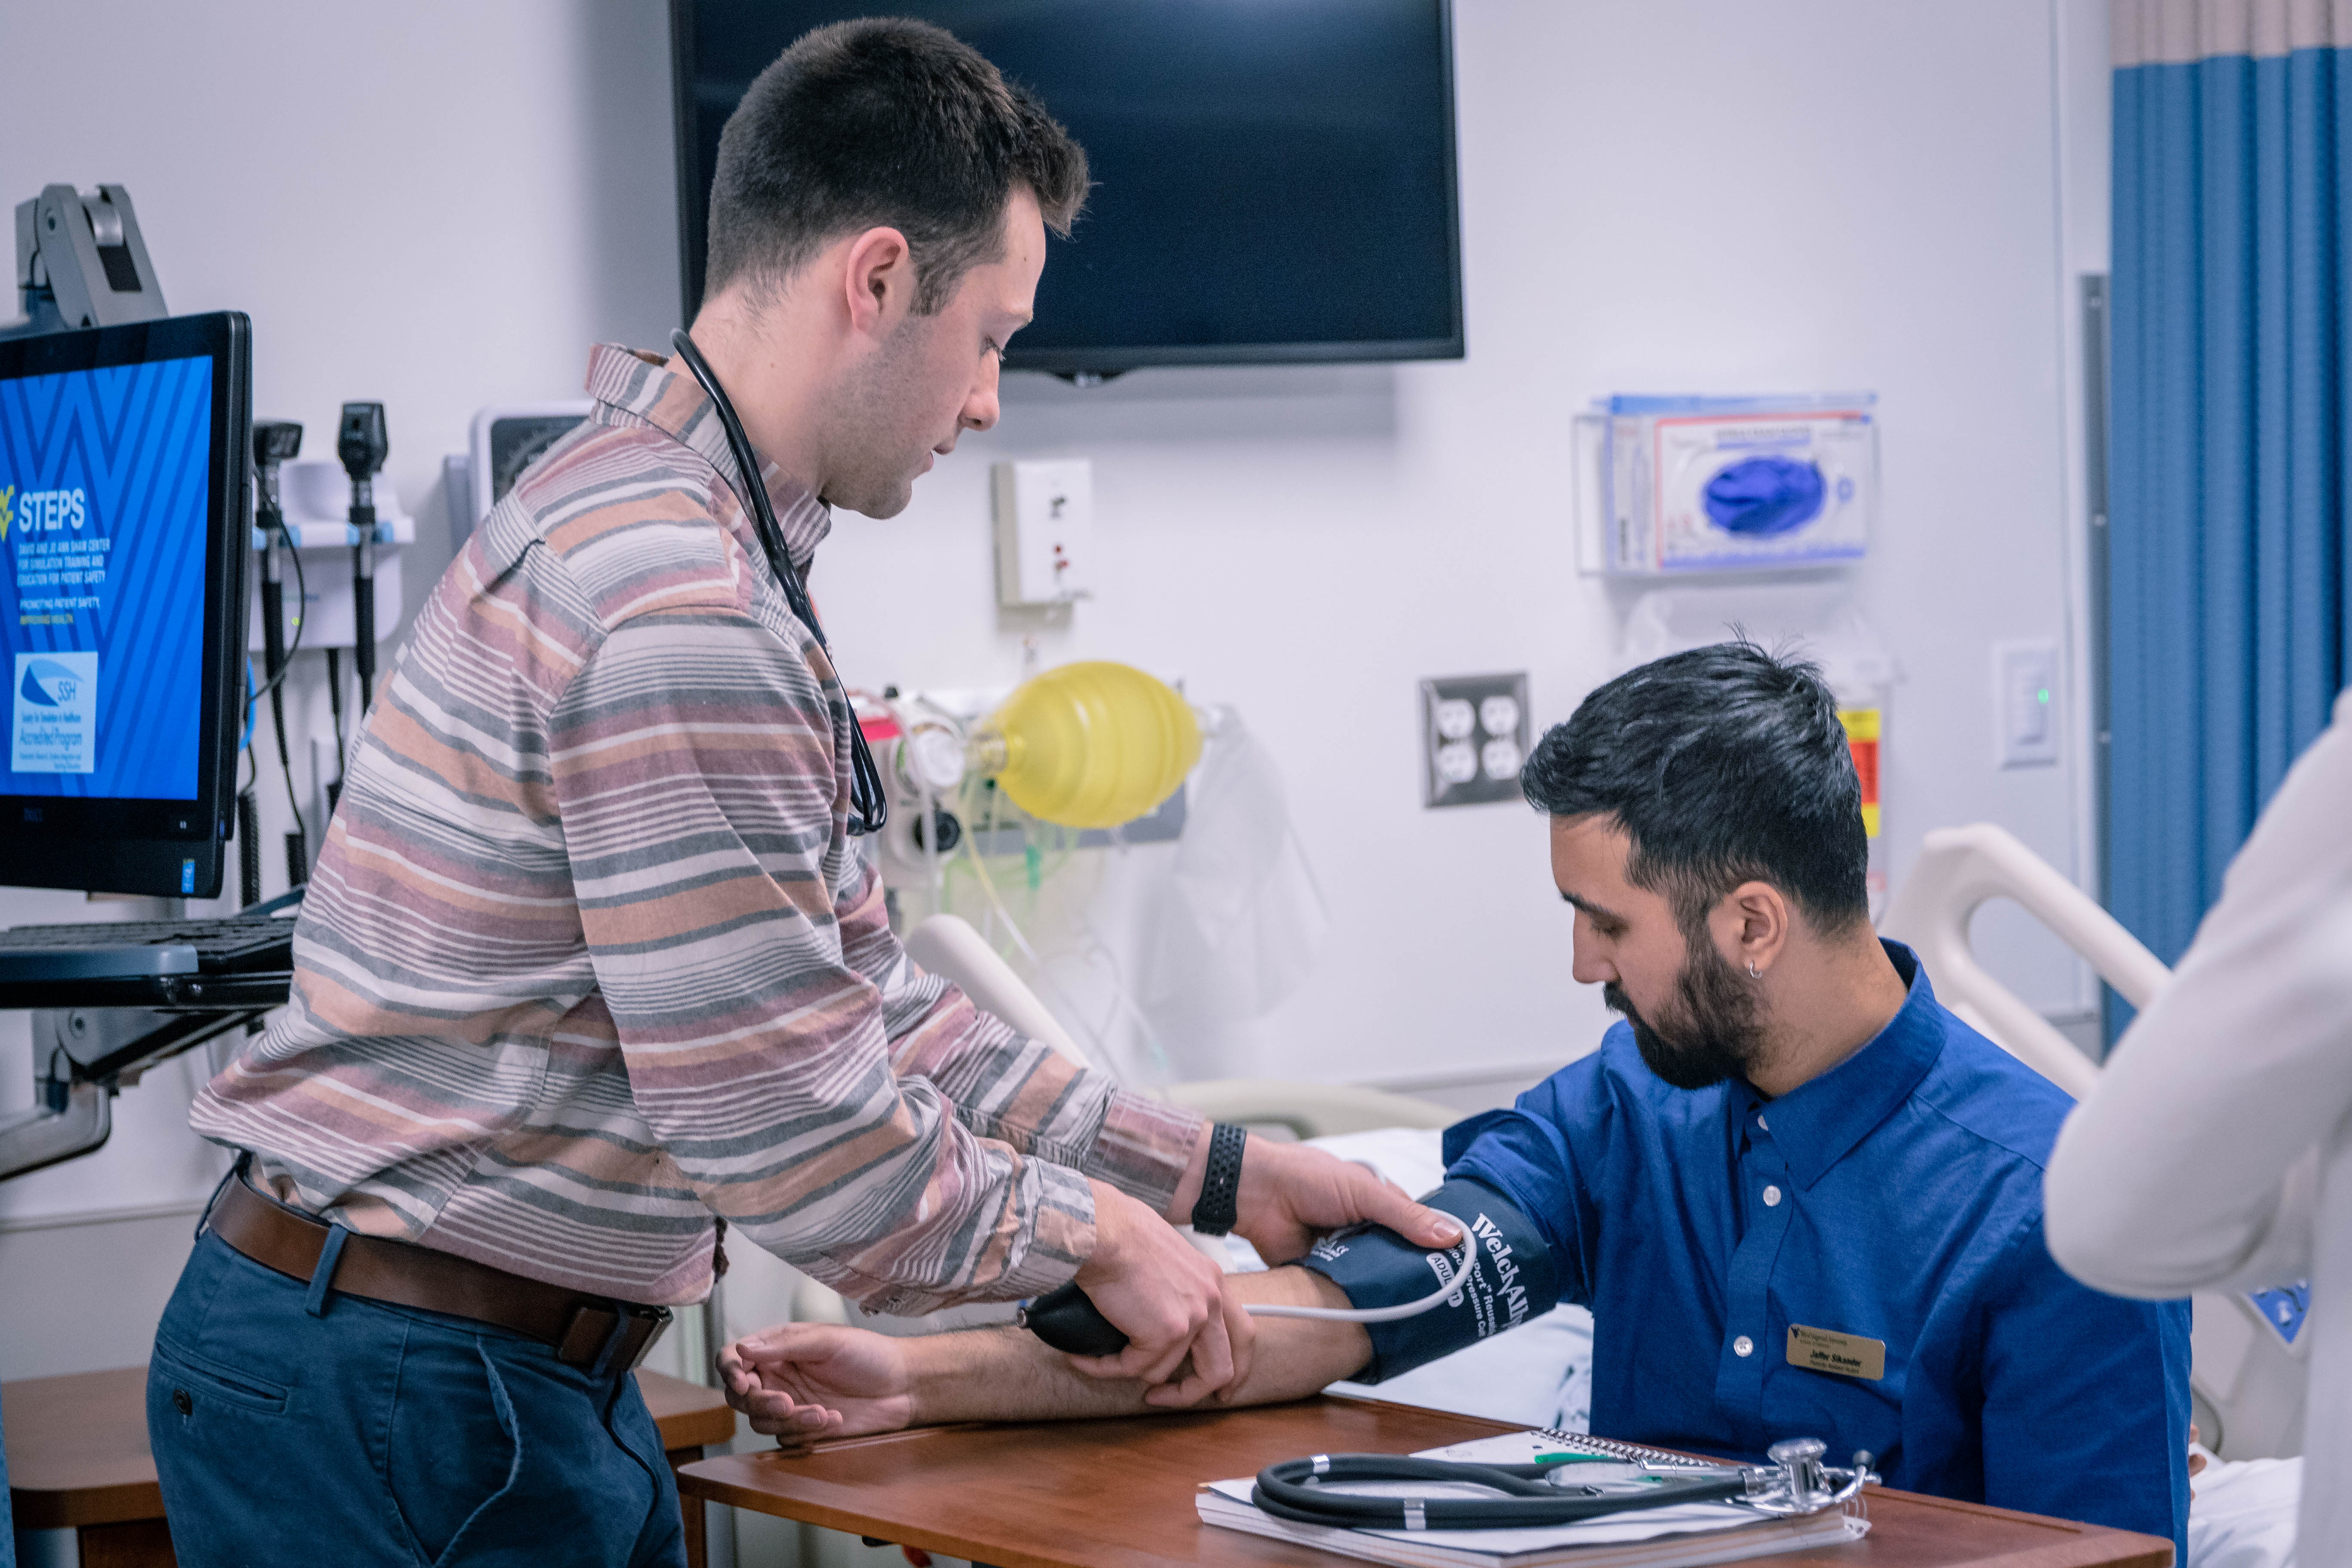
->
[338, 401, 388, 717]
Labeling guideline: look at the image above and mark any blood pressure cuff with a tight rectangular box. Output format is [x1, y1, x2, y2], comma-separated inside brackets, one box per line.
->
[1295, 1178, 1560, 1384]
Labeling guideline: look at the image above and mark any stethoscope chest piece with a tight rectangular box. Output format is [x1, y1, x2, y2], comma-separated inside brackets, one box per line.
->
[1740, 1436, 1875, 1516]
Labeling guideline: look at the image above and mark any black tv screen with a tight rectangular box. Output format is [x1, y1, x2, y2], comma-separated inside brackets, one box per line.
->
[671, 1, 1463, 375]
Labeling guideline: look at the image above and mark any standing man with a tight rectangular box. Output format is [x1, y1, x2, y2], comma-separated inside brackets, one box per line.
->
[152, 21, 1454, 1567]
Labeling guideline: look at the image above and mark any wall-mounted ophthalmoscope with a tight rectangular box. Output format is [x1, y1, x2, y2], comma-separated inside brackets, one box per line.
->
[337, 401, 389, 718]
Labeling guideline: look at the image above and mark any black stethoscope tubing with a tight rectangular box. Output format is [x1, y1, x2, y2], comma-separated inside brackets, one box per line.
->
[668, 328, 888, 836]
[1251, 1455, 1747, 1530]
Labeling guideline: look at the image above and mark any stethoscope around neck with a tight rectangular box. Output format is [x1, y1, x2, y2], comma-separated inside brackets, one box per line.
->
[668, 328, 888, 836]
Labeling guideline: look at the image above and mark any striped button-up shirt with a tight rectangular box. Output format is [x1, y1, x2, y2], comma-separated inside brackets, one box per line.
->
[192, 345, 1202, 1309]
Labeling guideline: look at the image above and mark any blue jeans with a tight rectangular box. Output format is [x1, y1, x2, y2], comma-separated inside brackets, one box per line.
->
[148, 1229, 686, 1568]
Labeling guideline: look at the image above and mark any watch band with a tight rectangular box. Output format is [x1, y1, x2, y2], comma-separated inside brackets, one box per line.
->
[1191, 1121, 1248, 1237]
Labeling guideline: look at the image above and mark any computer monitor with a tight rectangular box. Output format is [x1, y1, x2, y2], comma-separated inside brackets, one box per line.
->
[0, 311, 251, 898]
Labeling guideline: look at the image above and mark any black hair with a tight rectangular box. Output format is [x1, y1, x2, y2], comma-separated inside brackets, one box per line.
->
[1520, 640, 1869, 935]
[704, 18, 1090, 314]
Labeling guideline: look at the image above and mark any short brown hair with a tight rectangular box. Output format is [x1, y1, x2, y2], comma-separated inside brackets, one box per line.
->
[704, 18, 1088, 314]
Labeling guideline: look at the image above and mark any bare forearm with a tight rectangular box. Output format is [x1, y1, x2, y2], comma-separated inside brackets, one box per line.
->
[905, 1269, 1372, 1425]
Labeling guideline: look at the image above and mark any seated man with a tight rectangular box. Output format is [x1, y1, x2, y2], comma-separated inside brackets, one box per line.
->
[723, 642, 2192, 1559]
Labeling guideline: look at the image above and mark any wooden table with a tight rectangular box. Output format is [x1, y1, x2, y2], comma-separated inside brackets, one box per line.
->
[678, 1397, 2175, 1568]
[4, 1364, 736, 1568]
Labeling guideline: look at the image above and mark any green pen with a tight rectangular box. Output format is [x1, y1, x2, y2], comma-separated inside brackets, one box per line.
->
[1532, 1453, 1672, 1483]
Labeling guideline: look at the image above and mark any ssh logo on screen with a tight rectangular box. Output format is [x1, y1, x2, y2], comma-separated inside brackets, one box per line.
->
[12, 651, 97, 775]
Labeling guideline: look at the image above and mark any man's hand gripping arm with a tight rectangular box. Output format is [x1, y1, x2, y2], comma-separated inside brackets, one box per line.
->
[722, 1267, 1372, 1444]
[724, 1174, 1560, 1437]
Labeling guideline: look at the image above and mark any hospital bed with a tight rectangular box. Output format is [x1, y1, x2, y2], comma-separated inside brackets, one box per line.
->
[902, 914, 1462, 1139]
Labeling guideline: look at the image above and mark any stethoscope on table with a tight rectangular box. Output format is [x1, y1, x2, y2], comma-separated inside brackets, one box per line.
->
[1020, 1246, 1875, 1528]
[1248, 1438, 1876, 1531]
[668, 327, 889, 837]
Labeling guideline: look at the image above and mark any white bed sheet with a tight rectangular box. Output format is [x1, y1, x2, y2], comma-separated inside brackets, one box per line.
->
[2189, 1448, 2300, 1568]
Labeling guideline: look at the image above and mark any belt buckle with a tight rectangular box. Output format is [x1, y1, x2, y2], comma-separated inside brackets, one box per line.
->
[558, 1302, 674, 1375]
[624, 1305, 674, 1373]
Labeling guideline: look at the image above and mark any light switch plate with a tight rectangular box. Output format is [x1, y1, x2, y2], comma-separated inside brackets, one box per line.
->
[1421, 673, 1530, 807]
[1994, 639, 2059, 768]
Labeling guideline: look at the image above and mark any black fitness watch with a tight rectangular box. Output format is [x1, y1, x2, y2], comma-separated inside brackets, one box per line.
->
[1190, 1121, 1248, 1237]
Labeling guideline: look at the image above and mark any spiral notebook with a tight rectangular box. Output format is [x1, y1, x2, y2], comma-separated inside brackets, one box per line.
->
[1194, 1429, 1867, 1568]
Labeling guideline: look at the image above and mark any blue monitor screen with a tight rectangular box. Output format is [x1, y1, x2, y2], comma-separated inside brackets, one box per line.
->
[0, 355, 212, 801]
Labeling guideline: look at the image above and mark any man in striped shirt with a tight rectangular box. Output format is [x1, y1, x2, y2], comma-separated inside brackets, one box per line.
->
[150, 21, 1455, 1568]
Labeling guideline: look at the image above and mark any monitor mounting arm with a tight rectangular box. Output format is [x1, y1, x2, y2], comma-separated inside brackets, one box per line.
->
[0, 994, 283, 1182]
[5, 183, 167, 340]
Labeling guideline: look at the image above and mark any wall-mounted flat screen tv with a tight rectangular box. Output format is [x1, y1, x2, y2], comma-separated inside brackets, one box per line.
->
[671, 1, 1463, 377]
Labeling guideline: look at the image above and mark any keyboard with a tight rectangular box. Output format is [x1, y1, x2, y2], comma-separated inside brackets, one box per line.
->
[0, 916, 297, 984]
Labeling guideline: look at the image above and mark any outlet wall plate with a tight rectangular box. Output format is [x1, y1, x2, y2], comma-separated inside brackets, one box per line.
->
[1421, 673, 1531, 807]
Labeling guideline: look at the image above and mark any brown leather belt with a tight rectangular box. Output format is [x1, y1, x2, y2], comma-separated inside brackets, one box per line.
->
[207, 1173, 672, 1373]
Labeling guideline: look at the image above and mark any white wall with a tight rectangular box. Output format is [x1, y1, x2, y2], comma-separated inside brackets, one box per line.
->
[821, 0, 2111, 1082]
[0, 0, 2109, 1375]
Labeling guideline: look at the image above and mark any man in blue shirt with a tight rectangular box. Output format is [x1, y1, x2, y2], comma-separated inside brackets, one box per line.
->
[715, 643, 2192, 1556]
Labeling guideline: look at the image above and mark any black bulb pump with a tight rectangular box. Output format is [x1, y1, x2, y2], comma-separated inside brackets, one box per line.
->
[668, 328, 888, 837]
[1019, 1281, 1130, 1357]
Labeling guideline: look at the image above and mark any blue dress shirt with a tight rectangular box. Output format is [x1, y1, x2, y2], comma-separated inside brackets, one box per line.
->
[1443, 942, 2190, 1557]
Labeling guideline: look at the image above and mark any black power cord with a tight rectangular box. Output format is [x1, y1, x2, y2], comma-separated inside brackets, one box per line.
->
[279, 536, 311, 879]
[325, 647, 346, 818]
[249, 420, 310, 884]
[236, 753, 263, 909]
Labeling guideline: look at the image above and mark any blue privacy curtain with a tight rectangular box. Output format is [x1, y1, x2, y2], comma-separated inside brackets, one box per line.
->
[2108, 0, 2352, 997]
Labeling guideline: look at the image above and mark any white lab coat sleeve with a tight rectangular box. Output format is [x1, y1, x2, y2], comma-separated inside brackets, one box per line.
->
[2044, 692, 2352, 1300]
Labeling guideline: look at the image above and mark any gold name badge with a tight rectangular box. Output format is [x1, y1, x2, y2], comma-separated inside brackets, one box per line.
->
[1787, 1324, 1886, 1381]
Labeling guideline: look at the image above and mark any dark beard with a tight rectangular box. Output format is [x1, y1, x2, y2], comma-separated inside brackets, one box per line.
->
[1604, 938, 1766, 1091]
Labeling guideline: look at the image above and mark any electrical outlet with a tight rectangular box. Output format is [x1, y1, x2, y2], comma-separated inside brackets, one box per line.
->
[1421, 673, 1530, 807]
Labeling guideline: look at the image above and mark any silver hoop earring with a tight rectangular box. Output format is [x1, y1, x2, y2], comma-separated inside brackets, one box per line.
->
[1747, 962, 1761, 980]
